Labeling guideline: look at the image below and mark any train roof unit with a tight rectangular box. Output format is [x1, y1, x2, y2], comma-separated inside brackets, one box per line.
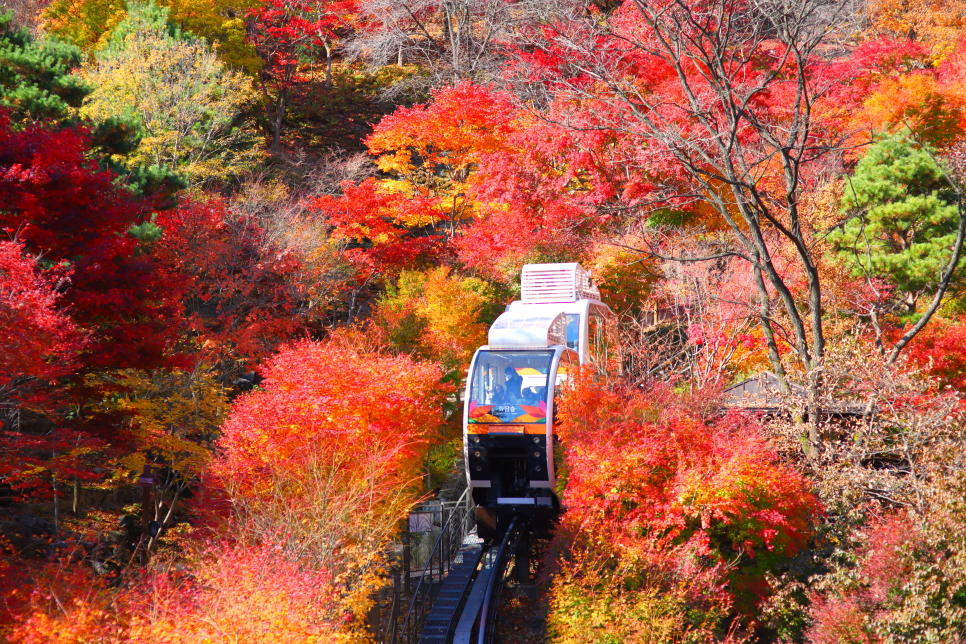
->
[487, 311, 567, 350]
[484, 262, 611, 363]
[519, 262, 601, 304]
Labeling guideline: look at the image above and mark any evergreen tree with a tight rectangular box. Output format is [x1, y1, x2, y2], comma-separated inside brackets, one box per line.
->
[81, 1, 261, 187]
[831, 133, 963, 311]
[0, 10, 88, 123]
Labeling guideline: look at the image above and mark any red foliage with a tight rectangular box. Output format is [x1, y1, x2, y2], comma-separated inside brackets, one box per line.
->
[365, 81, 517, 181]
[125, 540, 338, 643]
[805, 513, 918, 644]
[214, 339, 448, 498]
[554, 374, 821, 614]
[0, 241, 81, 389]
[248, 0, 360, 148]
[154, 197, 312, 362]
[900, 316, 966, 392]
[0, 111, 180, 372]
[0, 428, 104, 498]
[0, 241, 101, 498]
[7, 540, 339, 643]
[807, 594, 879, 644]
[313, 179, 443, 284]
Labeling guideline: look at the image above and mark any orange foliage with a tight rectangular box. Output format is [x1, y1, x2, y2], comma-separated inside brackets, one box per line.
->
[366, 80, 516, 192]
[9, 541, 339, 644]
[550, 373, 821, 632]
[866, 0, 966, 60]
[862, 71, 966, 145]
[852, 35, 966, 145]
[214, 339, 446, 497]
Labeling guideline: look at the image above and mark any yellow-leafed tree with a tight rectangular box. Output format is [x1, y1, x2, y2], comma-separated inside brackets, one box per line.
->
[79, 1, 261, 186]
[42, 0, 260, 72]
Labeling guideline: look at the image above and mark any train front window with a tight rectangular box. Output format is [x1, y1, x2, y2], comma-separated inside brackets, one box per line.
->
[468, 350, 553, 424]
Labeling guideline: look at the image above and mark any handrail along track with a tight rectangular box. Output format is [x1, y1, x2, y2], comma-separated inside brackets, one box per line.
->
[390, 488, 475, 643]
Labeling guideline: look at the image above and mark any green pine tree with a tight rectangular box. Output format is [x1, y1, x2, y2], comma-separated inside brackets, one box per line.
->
[831, 133, 963, 312]
[0, 11, 89, 123]
[0, 9, 184, 200]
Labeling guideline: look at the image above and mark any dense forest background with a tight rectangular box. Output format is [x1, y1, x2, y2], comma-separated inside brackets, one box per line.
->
[3, 0, 966, 641]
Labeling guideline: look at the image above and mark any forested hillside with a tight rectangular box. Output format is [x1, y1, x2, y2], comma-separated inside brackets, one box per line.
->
[3, 0, 966, 641]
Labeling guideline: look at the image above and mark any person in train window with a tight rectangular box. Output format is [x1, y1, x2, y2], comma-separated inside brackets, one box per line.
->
[488, 385, 506, 405]
[523, 387, 544, 404]
[504, 366, 523, 403]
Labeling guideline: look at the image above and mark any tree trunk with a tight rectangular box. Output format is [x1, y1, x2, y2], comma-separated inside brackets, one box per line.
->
[269, 89, 287, 153]
[753, 264, 789, 391]
[805, 363, 823, 460]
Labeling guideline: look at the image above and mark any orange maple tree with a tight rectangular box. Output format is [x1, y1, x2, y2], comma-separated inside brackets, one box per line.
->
[549, 372, 821, 638]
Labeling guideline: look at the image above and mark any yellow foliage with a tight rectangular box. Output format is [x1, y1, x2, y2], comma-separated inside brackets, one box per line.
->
[866, 0, 966, 61]
[42, 0, 260, 72]
[93, 367, 228, 478]
[79, 9, 262, 185]
[373, 266, 495, 375]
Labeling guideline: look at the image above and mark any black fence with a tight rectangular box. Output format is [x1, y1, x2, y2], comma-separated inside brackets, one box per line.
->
[380, 486, 476, 644]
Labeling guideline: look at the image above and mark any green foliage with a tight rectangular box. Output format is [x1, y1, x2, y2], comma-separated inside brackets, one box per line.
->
[832, 133, 962, 305]
[425, 437, 462, 490]
[128, 215, 163, 244]
[80, 1, 261, 186]
[0, 10, 89, 122]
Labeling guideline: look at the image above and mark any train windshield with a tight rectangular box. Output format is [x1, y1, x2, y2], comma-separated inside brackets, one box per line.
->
[468, 350, 554, 424]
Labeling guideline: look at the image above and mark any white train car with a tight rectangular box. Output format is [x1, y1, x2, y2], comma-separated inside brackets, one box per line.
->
[463, 263, 612, 539]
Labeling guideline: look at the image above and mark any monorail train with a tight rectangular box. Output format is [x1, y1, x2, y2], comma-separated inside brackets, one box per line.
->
[463, 263, 612, 540]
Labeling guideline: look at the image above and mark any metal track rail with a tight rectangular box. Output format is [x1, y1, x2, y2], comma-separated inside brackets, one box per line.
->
[476, 517, 523, 644]
[392, 488, 476, 644]
[421, 516, 525, 644]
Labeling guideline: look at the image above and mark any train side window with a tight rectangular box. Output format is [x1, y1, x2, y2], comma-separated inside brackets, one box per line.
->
[588, 315, 603, 366]
[565, 314, 580, 350]
[553, 350, 578, 396]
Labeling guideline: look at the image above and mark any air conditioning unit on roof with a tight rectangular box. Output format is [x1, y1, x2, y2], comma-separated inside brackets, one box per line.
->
[521, 263, 601, 304]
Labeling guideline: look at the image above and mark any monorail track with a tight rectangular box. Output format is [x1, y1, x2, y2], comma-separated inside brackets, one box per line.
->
[418, 516, 525, 644]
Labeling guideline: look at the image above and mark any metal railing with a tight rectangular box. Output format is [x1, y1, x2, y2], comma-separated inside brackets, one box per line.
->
[382, 486, 476, 643]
